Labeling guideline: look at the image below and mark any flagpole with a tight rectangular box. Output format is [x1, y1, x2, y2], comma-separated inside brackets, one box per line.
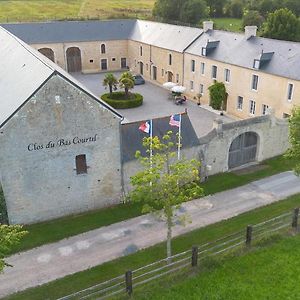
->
[178, 114, 181, 160]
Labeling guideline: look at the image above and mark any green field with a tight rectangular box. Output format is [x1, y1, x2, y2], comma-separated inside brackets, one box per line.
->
[210, 17, 243, 32]
[0, 0, 155, 22]
[5, 193, 300, 300]
[135, 233, 300, 300]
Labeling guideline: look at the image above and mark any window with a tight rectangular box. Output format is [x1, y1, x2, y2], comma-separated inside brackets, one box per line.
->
[237, 96, 243, 110]
[101, 59, 107, 70]
[201, 47, 206, 56]
[162, 69, 164, 77]
[262, 104, 269, 115]
[200, 62, 205, 75]
[101, 44, 106, 54]
[224, 69, 230, 83]
[89, 59, 94, 63]
[191, 60, 195, 72]
[140, 46, 143, 56]
[251, 74, 259, 90]
[169, 54, 172, 65]
[199, 84, 204, 95]
[134, 59, 137, 67]
[153, 66, 157, 80]
[249, 100, 256, 115]
[190, 81, 194, 91]
[112, 57, 116, 61]
[283, 113, 291, 118]
[212, 65, 217, 79]
[176, 74, 179, 83]
[76, 155, 87, 175]
[287, 83, 294, 101]
[121, 58, 127, 69]
[146, 64, 148, 71]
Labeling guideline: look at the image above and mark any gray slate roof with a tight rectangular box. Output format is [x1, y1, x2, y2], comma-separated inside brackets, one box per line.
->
[0, 26, 122, 128]
[186, 29, 300, 81]
[121, 113, 199, 163]
[1, 19, 203, 53]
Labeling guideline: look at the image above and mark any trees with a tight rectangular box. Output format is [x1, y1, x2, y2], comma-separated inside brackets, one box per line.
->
[119, 72, 135, 99]
[208, 81, 227, 110]
[153, 0, 184, 21]
[129, 131, 203, 259]
[0, 225, 27, 272]
[287, 107, 300, 175]
[103, 73, 118, 96]
[226, 0, 244, 18]
[180, 0, 208, 24]
[262, 8, 300, 41]
[206, 0, 226, 17]
[242, 10, 264, 28]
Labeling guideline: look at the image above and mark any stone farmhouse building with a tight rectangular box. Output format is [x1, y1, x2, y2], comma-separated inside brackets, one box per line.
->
[2, 19, 300, 120]
[0, 20, 293, 225]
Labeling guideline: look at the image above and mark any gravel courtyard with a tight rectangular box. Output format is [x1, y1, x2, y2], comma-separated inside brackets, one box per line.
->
[73, 72, 234, 137]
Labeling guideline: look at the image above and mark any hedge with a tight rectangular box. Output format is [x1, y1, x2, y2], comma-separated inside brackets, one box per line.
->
[101, 92, 143, 109]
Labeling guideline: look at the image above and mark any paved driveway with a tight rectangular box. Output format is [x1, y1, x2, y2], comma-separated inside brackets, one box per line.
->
[1, 171, 300, 298]
[73, 72, 233, 137]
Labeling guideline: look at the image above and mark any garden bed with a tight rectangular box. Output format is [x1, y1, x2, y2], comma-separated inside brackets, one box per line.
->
[101, 92, 143, 109]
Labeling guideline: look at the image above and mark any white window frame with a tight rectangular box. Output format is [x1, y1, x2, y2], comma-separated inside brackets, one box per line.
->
[251, 74, 259, 91]
[190, 80, 194, 91]
[237, 96, 243, 111]
[249, 100, 256, 115]
[212, 65, 217, 79]
[262, 104, 269, 115]
[224, 68, 230, 83]
[287, 83, 294, 101]
[200, 62, 205, 75]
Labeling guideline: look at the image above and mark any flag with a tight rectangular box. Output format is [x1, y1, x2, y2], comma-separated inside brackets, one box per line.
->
[139, 121, 151, 134]
[169, 114, 181, 127]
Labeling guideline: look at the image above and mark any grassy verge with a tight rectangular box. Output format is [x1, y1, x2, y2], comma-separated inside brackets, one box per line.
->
[209, 17, 243, 32]
[11, 155, 296, 254]
[133, 234, 300, 299]
[5, 193, 300, 300]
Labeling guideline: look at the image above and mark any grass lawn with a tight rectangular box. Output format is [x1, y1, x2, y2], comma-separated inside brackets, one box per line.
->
[0, 0, 155, 23]
[209, 17, 243, 32]
[7, 155, 297, 254]
[134, 233, 300, 300]
[5, 193, 300, 300]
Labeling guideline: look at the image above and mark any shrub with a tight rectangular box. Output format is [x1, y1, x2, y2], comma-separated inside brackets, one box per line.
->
[101, 92, 143, 109]
[208, 81, 227, 110]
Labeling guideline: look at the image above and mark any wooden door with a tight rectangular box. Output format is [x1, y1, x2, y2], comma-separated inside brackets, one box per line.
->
[66, 47, 82, 72]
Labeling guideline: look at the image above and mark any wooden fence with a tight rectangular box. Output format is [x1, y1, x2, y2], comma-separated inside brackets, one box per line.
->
[57, 208, 299, 300]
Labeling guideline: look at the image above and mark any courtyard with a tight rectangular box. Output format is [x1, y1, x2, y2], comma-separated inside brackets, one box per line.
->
[73, 72, 234, 137]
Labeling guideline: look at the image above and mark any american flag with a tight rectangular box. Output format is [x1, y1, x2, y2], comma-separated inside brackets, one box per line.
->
[169, 114, 181, 127]
[139, 120, 152, 134]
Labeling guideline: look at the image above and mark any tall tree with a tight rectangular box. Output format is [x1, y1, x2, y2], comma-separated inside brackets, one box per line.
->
[153, 0, 185, 21]
[206, 0, 226, 17]
[287, 107, 300, 175]
[129, 131, 203, 259]
[226, 0, 244, 18]
[103, 73, 118, 96]
[0, 225, 27, 272]
[180, 0, 208, 24]
[259, 0, 282, 17]
[284, 0, 300, 17]
[262, 8, 300, 41]
[119, 72, 135, 99]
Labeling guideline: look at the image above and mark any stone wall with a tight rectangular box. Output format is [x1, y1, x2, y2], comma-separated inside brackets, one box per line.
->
[0, 74, 122, 224]
[122, 113, 289, 192]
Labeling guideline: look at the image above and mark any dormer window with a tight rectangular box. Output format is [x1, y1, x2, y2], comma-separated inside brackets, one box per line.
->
[201, 47, 206, 56]
[253, 52, 274, 69]
[202, 40, 219, 56]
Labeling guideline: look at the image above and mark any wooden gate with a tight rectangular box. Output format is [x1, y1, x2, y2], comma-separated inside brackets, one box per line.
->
[38, 48, 55, 62]
[66, 47, 82, 72]
[228, 132, 258, 169]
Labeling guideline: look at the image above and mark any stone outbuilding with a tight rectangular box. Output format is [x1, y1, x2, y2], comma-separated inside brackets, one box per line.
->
[0, 27, 123, 224]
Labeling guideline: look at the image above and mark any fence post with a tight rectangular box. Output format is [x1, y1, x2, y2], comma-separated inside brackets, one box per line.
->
[191, 246, 198, 267]
[292, 208, 299, 231]
[125, 270, 133, 296]
[246, 225, 253, 247]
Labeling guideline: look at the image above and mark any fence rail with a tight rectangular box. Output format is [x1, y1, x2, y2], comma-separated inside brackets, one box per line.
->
[57, 208, 299, 300]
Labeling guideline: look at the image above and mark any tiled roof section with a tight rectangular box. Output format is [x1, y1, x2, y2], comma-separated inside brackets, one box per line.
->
[0, 26, 122, 128]
[1, 19, 136, 44]
[121, 113, 199, 163]
[130, 20, 203, 52]
[186, 29, 300, 80]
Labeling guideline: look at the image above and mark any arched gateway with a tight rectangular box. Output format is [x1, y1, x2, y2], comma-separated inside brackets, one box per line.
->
[228, 132, 258, 169]
[66, 47, 82, 72]
[38, 48, 55, 62]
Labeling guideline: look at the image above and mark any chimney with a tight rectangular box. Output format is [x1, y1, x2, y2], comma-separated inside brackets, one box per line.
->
[245, 26, 257, 39]
[203, 21, 214, 32]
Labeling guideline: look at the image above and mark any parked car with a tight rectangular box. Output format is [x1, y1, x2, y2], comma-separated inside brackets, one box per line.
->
[133, 74, 145, 85]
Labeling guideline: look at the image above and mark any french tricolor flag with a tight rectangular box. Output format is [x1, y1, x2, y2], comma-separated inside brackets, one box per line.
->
[139, 120, 152, 134]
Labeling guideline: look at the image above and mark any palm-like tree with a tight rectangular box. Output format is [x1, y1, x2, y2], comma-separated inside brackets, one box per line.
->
[103, 73, 118, 96]
[119, 72, 134, 99]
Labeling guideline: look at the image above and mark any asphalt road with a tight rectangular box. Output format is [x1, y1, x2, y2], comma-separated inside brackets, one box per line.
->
[1, 171, 300, 297]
